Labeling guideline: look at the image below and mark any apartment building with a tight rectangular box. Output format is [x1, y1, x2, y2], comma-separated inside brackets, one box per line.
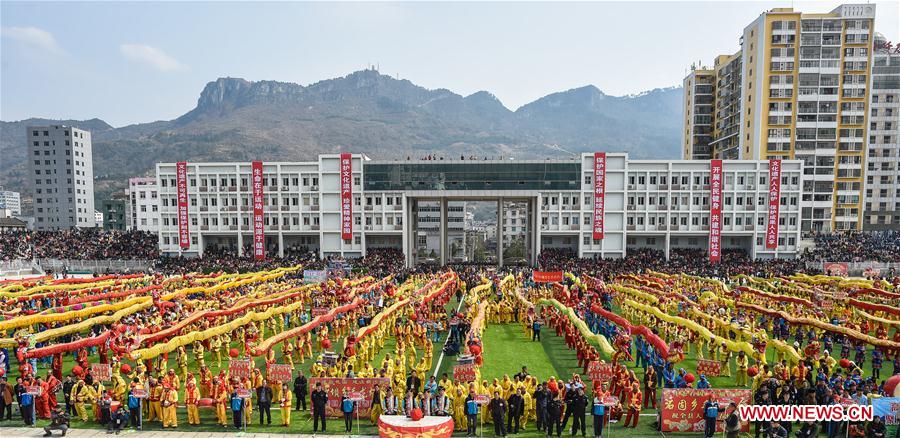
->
[864, 34, 900, 230]
[683, 4, 877, 233]
[0, 188, 22, 216]
[682, 69, 716, 160]
[26, 126, 95, 229]
[128, 177, 161, 232]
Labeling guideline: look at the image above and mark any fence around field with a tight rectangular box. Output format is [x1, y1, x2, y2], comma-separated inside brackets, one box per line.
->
[806, 261, 900, 277]
[0, 259, 37, 275]
[35, 258, 154, 273]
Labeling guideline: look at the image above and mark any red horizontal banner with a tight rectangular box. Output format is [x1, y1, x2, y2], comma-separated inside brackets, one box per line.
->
[533, 271, 564, 283]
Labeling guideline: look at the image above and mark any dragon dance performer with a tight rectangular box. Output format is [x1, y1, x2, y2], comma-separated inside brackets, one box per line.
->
[184, 379, 201, 425]
[622, 382, 642, 428]
[214, 378, 229, 426]
[161, 383, 178, 428]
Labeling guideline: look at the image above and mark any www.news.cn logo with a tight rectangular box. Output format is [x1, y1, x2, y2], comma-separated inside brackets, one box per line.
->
[738, 405, 873, 422]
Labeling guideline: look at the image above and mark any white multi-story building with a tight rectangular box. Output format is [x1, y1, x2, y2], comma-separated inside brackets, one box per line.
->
[26, 125, 95, 229]
[0, 188, 22, 216]
[128, 177, 161, 232]
[864, 34, 900, 230]
[154, 153, 804, 266]
[415, 200, 466, 262]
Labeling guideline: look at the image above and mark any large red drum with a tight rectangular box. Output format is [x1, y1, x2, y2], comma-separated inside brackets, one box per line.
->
[197, 398, 215, 407]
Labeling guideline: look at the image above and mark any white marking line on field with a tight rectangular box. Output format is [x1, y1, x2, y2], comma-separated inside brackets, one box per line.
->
[432, 291, 466, 377]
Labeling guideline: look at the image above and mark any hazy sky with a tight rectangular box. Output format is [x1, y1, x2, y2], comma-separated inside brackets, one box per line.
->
[2, 1, 897, 126]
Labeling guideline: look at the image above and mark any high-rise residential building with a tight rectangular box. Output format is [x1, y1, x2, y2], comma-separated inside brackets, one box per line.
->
[0, 187, 22, 216]
[864, 34, 900, 230]
[683, 4, 876, 233]
[711, 52, 743, 159]
[682, 69, 715, 160]
[128, 177, 160, 232]
[27, 125, 95, 229]
[101, 194, 130, 231]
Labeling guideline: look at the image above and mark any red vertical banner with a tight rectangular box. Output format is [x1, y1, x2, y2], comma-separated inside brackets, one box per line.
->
[251, 161, 265, 260]
[592, 152, 606, 240]
[176, 162, 190, 249]
[709, 159, 723, 263]
[340, 153, 353, 240]
[766, 159, 782, 249]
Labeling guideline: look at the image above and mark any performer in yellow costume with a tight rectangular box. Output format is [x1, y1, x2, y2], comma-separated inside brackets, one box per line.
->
[185, 380, 201, 425]
[280, 383, 292, 426]
[162, 384, 178, 428]
[70, 380, 92, 421]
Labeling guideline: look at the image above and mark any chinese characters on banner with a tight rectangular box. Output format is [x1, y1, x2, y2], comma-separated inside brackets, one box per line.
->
[308, 377, 389, 417]
[533, 271, 564, 283]
[661, 388, 751, 433]
[91, 363, 112, 382]
[267, 363, 293, 382]
[709, 160, 723, 263]
[251, 161, 265, 260]
[340, 153, 353, 240]
[592, 152, 606, 240]
[766, 159, 782, 249]
[453, 363, 478, 382]
[696, 359, 722, 377]
[587, 361, 614, 381]
[229, 359, 253, 379]
[176, 162, 190, 249]
[872, 397, 900, 425]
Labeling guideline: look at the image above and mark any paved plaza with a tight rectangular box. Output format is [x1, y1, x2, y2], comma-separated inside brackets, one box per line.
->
[0, 428, 373, 438]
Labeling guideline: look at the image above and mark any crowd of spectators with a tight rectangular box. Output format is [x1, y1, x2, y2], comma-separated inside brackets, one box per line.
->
[0, 230, 159, 261]
[150, 247, 409, 278]
[538, 247, 810, 280]
[0, 231, 31, 261]
[2, 230, 899, 280]
[801, 231, 900, 263]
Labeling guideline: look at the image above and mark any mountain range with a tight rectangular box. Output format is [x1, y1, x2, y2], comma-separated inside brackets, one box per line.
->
[0, 69, 683, 202]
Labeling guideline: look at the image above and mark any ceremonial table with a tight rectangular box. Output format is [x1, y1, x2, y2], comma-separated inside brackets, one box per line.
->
[377, 415, 454, 437]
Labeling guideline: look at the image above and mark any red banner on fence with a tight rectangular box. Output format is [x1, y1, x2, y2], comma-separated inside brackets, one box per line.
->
[454, 364, 478, 382]
[340, 153, 353, 240]
[267, 363, 292, 382]
[661, 388, 751, 433]
[309, 377, 388, 417]
[766, 159, 781, 249]
[91, 363, 112, 382]
[592, 152, 606, 240]
[696, 359, 722, 377]
[533, 271, 564, 283]
[709, 160, 723, 263]
[587, 361, 614, 381]
[251, 161, 265, 260]
[176, 162, 190, 249]
[824, 262, 849, 276]
[229, 359, 253, 380]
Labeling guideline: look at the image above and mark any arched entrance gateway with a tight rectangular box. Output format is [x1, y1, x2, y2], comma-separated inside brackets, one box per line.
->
[155, 153, 803, 265]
